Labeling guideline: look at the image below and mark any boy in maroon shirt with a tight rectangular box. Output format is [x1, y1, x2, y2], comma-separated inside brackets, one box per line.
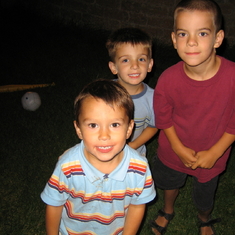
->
[151, 0, 235, 234]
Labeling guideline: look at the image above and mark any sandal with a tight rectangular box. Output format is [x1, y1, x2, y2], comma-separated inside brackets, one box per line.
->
[150, 209, 175, 234]
[198, 217, 221, 235]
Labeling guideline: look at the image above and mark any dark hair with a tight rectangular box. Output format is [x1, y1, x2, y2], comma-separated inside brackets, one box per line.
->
[74, 79, 134, 125]
[173, 0, 222, 32]
[106, 28, 152, 62]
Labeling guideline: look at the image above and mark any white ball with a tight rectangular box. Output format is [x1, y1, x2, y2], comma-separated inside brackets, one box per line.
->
[21, 92, 41, 111]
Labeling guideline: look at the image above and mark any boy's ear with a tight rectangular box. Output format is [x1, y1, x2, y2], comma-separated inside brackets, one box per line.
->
[171, 32, 177, 49]
[73, 121, 83, 140]
[214, 30, 224, 48]
[148, 58, 154, 72]
[126, 120, 134, 139]
[108, 61, 118, 75]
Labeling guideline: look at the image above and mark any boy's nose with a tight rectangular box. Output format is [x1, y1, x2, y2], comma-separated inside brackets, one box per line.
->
[187, 35, 198, 47]
[98, 128, 110, 140]
[131, 61, 139, 69]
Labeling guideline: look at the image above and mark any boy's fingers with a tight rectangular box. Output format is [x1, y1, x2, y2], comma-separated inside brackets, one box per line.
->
[185, 161, 196, 168]
[191, 163, 198, 169]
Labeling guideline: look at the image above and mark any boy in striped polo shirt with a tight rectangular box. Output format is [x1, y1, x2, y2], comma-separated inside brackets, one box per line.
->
[41, 79, 156, 235]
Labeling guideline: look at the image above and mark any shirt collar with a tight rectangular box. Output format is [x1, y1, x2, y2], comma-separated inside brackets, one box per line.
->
[79, 141, 130, 183]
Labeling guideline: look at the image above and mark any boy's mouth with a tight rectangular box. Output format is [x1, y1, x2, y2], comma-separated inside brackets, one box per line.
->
[98, 146, 111, 149]
[129, 73, 140, 78]
[97, 146, 113, 153]
[185, 52, 200, 55]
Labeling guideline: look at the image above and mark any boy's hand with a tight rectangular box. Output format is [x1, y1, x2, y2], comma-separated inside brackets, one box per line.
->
[191, 132, 235, 170]
[163, 126, 197, 167]
[191, 150, 218, 169]
[128, 127, 158, 150]
[173, 144, 197, 167]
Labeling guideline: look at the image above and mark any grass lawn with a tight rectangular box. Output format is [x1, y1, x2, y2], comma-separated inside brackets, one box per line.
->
[1, 6, 235, 235]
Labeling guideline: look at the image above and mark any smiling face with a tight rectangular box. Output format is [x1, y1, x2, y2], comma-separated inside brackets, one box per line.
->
[171, 10, 224, 70]
[74, 96, 134, 170]
[108, 43, 153, 89]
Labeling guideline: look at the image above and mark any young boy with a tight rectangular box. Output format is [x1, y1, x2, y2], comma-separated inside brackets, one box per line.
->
[41, 79, 156, 235]
[106, 28, 158, 157]
[151, 0, 235, 234]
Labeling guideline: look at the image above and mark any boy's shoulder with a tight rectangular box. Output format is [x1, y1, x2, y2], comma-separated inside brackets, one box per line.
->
[220, 56, 235, 70]
[144, 82, 154, 92]
[125, 145, 149, 165]
[57, 143, 83, 164]
[131, 82, 154, 99]
[161, 61, 183, 77]
[155, 61, 184, 87]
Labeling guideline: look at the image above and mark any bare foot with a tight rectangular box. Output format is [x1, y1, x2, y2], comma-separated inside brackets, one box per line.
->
[198, 217, 220, 235]
[200, 226, 214, 235]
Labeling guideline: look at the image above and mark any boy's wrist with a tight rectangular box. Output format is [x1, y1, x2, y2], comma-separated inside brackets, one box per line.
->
[208, 146, 223, 160]
[171, 142, 185, 155]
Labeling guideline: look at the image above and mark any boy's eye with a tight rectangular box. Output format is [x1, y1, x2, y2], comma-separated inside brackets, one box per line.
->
[178, 32, 187, 37]
[199, 32, 208, 37]
[139, 58, 146, 62]
[122, 59, 129, 63]
[111, 123, 120, 128]
[88, 123, 98, 128]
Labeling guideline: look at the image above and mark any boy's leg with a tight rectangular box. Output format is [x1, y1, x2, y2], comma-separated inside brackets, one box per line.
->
[198, 208, 213, 224]
[151, 156, 186, 235]
[152, 188, 179, 235]
[192, 176, 219, 235]
[163, 188, 179, 214]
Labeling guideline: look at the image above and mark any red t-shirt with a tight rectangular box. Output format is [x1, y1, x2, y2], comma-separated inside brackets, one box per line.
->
[154, 56, 235, 182]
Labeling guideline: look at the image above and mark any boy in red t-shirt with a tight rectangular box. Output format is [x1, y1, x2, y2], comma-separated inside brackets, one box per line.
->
[151, 0, 235, 234]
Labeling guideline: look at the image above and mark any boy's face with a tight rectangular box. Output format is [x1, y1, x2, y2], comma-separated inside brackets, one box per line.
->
[74, 96, 134, 169]
[171, 10, 224, 69]
[108, 43, 153, 87]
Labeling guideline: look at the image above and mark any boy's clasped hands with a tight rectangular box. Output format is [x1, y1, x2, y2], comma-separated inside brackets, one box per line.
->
[179, 146, 219, 169]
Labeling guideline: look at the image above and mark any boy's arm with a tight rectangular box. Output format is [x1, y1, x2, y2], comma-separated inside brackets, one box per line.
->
[122, 204, 146, 235]
[45, 204, 64, 235]
[164, 126, 197, 165]
[128, 127, 158, 150]
[192, 132, 235, 169]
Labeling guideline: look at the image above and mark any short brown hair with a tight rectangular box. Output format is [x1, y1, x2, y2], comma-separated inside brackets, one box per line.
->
[173, 0, 223, 33]
[74, 79, 134, 125]
[106, 28, 152, 62]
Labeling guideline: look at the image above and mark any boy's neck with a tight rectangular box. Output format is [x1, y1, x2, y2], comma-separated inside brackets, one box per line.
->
[84, 149, 124, 174]
[118, 81, 144, 95]
[183, 55, 221, 81]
